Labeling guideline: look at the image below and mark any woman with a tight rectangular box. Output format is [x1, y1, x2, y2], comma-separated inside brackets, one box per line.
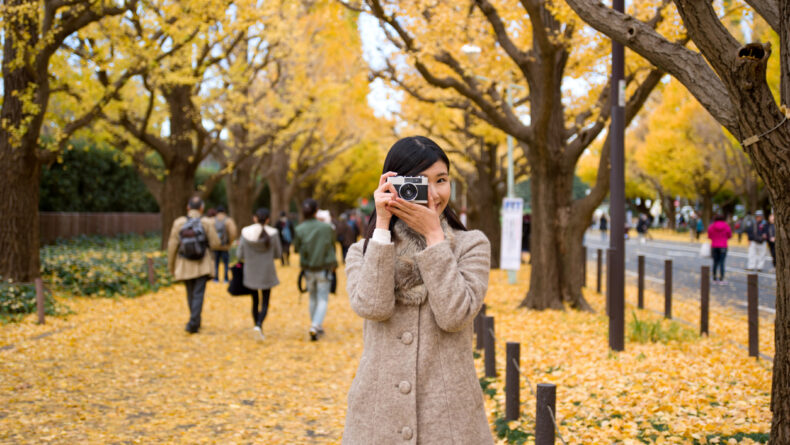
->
[342, 136, 493, 444]
[707, 213, 732, 284]
[238, 208, 282, 340]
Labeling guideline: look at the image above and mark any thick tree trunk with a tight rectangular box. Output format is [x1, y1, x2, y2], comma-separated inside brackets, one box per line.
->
[158, 161, 196, 248]
[0, 143, 41, 282]
[226, 160, 257, 228]
[521, 159, 586, 310]
[773, 193, 790, 445]
[660, 193, 677, 230]
[0, 0, 45, 282]
[269, 182, 292, 222]
[465, 161, 502, 269]
[701, 192, 714, 227]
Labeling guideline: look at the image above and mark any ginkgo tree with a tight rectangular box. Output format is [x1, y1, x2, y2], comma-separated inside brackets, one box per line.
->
[0, 0, 137, 282]
[94, 0, 269, 247]
[565, 0, 790, 438]
[343, 0, 669, 310]
[635, 80, 735, 227]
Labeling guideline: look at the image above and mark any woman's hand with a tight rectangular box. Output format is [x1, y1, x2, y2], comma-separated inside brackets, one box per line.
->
[386, 192, 445, 246]
[374, 172, 398, 229]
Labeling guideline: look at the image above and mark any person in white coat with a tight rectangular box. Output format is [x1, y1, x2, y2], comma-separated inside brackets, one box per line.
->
[238, 208, 282, 340]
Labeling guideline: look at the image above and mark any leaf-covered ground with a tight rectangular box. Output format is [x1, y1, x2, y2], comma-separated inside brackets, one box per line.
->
[0, 259, 771, 443]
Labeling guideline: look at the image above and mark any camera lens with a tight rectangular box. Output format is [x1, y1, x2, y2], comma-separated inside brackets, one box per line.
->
[399, 183, 418, 201]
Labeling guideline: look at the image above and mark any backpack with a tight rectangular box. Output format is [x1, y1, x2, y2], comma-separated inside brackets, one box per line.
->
[178, 217, 208, 260]
[281, 224, 293, 244]
[215, 217, 229, 245]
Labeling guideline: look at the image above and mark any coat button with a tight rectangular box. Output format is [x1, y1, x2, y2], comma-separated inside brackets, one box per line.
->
[401, 426, 413, 440]
[401, 332, 413, 345]
[398, 381, 411, 394]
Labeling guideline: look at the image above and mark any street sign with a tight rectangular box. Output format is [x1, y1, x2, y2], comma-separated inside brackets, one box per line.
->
[500, 197, 523, 271]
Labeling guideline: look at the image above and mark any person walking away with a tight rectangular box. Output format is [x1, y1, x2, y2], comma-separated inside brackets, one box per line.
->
[747, 210, 769, 271]
[636, 214, 649, 244]
[768, 213, 777, 268]
[599, 213, 608, 241]
[707, 214, 732, 284]
[275, 211, 295, 266]
[342, 136, 493, 445]
[212, 205, 237, 282]
[696, 217, 704, 240]
[238, 208, 282, 341]
[742, 213, 755, 244]
[167, 196, 221, 334]
[521, 213, 531, 263]
[336, 213, 356, 263]
[293, 198, 338, 341]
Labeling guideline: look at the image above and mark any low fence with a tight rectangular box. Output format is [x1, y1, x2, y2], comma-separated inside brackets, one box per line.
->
[587, 247, 775, 361]
[40, 212, 160, 244]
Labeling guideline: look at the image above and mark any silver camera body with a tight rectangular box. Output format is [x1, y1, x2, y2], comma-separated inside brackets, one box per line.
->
[387, 176, 429, 204]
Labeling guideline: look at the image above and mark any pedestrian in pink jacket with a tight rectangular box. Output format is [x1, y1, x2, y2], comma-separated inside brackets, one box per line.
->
[707, 214, 732, 283]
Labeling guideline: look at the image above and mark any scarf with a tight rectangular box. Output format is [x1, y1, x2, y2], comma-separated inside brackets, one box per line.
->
[392, 217, 455, 306]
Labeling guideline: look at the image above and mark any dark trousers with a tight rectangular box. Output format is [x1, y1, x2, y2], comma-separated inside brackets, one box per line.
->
[769, 241, 776, 267]
[341, 245, 350, 263]
[251, 289, 271, 327]
[281, 243, 291, 266]
[184, 276, 209, 331]
[213, 250, 230, 281]
[711, 247, 727, 281]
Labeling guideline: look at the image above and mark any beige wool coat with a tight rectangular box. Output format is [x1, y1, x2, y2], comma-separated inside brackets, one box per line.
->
[167, 210, 222, 281]
[342, 229, 493, 445]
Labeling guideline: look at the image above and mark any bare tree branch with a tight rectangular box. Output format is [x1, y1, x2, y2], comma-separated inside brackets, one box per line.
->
[563, 0, 737, 130]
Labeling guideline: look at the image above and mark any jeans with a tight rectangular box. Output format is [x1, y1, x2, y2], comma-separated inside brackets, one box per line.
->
[711, 247, 727, 281]
[213, 250, 229, 281]
[304, 270, 330, 329]
[251, 289, 271, 327]
[184, 276, 208, 331]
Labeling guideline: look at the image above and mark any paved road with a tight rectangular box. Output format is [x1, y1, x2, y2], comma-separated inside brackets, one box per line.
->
[583, 232, 777, 316]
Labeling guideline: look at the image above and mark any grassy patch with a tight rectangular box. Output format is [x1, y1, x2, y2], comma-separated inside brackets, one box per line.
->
[628, 311, 697, 344]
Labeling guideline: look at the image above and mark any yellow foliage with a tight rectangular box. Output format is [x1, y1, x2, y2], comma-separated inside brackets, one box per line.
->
[0, 258, 770, 443]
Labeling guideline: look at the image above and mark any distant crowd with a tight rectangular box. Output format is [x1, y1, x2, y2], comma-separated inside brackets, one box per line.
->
[166, 195, 365, 341]
[594, 209, 777, 285]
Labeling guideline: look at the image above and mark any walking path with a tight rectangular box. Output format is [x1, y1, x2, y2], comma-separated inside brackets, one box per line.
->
[1, 263, 361, 444]
[1, 259, 772, 443]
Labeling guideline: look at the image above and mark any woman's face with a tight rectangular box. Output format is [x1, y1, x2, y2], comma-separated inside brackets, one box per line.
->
[419, 160, 451, 214]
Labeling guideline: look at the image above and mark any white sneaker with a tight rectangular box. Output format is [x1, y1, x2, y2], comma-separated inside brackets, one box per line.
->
[253, 326, 265, 341]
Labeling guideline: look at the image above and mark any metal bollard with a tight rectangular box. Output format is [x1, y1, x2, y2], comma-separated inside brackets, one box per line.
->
[664, 259, 672, 319]
[748, 274, 758, 358]
[700, 266, 710, 336]
[484, 316, 496, 378]
[637, 255, 645, 309]
[535, 383, 556, 445]
[596, 248, 602, 293]
[505, 342, 520, 421]
[35, 278, 45, 325]
[475, 304, 486, 350]
[147, 256, 156, 287]
[582, 246, 587, 287]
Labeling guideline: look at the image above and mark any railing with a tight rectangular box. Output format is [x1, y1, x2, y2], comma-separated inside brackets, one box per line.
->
[40, 212, 160, 244]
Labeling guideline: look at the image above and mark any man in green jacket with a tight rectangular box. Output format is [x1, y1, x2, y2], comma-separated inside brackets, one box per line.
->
[293, 198, 338, 341]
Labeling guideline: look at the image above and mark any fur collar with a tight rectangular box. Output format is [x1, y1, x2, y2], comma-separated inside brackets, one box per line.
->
[392, 218, 455, 306]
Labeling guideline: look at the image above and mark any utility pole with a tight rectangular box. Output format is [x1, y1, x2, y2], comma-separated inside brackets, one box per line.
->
[608, 0, 625, 352]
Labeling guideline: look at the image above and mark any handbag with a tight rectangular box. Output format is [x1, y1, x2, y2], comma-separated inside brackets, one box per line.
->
[699, 242, 712, 258]
[227, 262, 253, 296]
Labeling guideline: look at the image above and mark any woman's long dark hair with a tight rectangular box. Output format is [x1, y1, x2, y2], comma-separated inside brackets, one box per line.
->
[255, 207, 271, 248]
[363, 136, 466, 252]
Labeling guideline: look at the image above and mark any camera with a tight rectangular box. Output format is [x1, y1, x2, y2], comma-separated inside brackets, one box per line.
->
[387, 176, 429, 204]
